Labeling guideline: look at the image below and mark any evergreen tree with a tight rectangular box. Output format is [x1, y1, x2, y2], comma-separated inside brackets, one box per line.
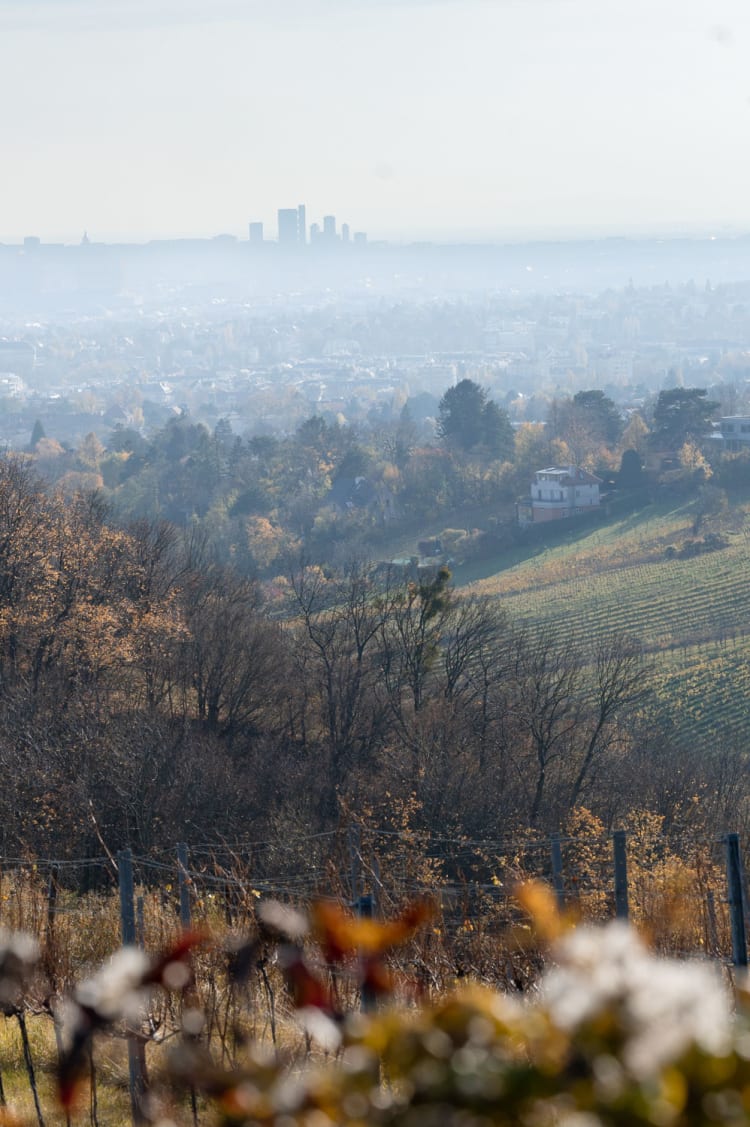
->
[572, 390, 624, 447]
[29, 419, 45, 451]
[482, 400, 515, 460]
[437, 379, 487, 450]
[618, 448, 644, 489]
[652, 388, 719, 450]
[437, 379, 513, 457]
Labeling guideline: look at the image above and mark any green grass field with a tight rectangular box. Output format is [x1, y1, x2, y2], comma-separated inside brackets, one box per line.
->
[457, 500, 750, 752]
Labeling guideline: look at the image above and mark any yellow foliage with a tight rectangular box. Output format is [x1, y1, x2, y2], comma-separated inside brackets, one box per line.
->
[245, 515, 288, 570]
[515, 880, 566, 943]
[679, 440, 713, 479]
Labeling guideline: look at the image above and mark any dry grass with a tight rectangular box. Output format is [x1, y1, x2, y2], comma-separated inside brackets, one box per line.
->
[0, 1016, 130, 1127]
[0, 823, 734, 1126]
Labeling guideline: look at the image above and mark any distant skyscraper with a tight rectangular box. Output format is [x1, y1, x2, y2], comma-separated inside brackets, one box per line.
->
[323, 215, 336, 242]
[353, 232, 367, 246]
[310, 222, 321, 244]
[341, 223, 350, 244]
[278, 208, 299, 245]
[297, 204, 306, 245]
[248, 222, 264, 245]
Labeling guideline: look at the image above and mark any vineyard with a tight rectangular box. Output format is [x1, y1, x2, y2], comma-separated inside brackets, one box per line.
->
[461, 500, 750, 750]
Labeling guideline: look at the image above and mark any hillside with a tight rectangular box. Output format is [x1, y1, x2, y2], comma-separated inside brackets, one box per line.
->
[456, 500, 750, 753]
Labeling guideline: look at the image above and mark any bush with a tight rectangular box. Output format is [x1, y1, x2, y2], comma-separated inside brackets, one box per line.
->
[8, 888, 750, 1126]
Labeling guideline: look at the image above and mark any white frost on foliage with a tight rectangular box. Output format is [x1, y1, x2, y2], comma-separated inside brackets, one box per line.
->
[0, 928, 39, 1004]
[0, 929, 39, 965]
[542, 922, 731, 1077]
[76, 945, 151, 1021]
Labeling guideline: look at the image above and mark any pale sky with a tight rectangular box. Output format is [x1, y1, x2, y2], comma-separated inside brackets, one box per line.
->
[1, 0, 750, 243]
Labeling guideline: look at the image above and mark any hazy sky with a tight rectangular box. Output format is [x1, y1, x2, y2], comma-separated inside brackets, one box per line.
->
[2, 0, 750, 243]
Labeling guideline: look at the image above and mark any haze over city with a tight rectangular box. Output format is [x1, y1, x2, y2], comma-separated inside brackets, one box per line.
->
[2, 0, 750, 244]
[6, 2, 750, 1118]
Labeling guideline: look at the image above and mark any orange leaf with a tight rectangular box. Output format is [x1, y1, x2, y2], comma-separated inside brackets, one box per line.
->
[311, 899, 434, 960]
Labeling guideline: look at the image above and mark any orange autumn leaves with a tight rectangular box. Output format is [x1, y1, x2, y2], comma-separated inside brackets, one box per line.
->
[311, 898, 434, 960]
[256, 897, 435, 1020]
[59, 896, 436, 1108]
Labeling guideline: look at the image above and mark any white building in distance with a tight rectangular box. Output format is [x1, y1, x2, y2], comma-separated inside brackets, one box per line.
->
[519, 465, 602, 524]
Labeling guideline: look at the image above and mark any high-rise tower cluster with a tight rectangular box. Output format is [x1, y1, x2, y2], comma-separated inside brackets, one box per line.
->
[248, 203, 366, 246]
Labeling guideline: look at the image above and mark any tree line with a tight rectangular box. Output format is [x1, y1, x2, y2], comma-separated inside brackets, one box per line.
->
[29, 384, 522, 574]
[25, 379, 739, 584]
[0, 455, 740, 869]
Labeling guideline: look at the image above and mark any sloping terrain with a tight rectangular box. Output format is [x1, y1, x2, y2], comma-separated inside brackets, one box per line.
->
[458, 501, 750, 752]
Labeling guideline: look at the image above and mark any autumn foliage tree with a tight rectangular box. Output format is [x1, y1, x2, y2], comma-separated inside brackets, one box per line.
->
[0, 453, 734, 866]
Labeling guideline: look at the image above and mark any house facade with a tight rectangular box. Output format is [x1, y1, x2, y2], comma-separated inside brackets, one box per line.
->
[519, 465, 602, 523]
[714, 416, 750, 453]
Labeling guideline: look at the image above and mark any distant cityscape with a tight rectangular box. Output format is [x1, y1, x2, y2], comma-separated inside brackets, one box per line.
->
[249, 204, 367, 248]
[9, 202, 368, 254]
[5, 213, 750, 463]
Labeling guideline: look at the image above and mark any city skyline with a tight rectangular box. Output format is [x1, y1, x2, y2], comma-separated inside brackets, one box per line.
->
[2, 0, 750, 244]
[5, 214, 750, 250]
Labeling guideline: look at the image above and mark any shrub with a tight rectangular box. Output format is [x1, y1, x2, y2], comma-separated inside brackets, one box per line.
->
[5, 891, 750, 1126]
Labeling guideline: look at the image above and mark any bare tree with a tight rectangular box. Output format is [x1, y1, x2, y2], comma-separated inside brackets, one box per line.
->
[183, 566, 284, 745]
[509, 629, 582, 826]
[289, 559, 392, 810]
[568, 634, 650, 808]
[379, 566, 453, 720]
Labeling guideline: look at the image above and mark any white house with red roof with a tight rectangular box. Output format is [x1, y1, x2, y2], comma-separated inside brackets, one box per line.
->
[518, 465, 602, 524]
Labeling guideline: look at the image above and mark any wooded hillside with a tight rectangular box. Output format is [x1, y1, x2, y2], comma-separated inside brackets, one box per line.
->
[0, 455, 742, 867]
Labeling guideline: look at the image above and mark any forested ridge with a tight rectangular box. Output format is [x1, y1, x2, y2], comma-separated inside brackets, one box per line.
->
[0, 452, 741, 867]
[27, 380, 746, 587]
